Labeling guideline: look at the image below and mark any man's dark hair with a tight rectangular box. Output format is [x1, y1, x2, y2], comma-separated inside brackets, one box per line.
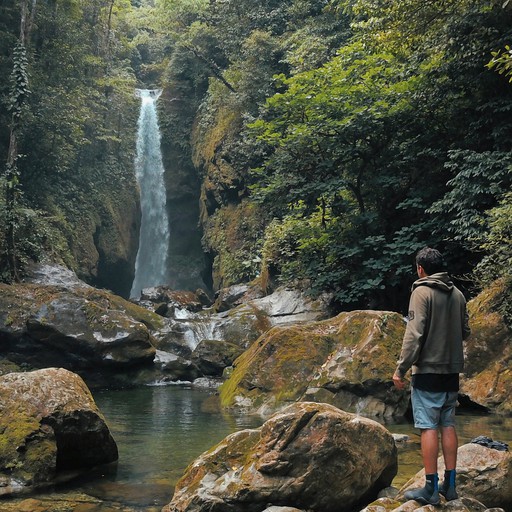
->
[416, 247, 445, 275]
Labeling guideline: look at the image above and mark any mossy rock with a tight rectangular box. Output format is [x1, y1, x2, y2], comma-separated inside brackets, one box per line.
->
[461, 279, 512, 414]
[0, 282, 158, 387]
[165, 402, 397, 512]
[0, 368, 118, 494]
[220, 310, 406, 417]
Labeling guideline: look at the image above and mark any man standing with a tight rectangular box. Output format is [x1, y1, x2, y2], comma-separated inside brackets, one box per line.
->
[393, 247, 471, 505]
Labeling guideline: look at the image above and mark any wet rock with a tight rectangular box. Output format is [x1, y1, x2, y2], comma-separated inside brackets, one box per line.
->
[163, 402, 397, 512]
[360, 495, 503, 511]
[262, 507, 305, 512]
[25, 263, 93, 290]
[392, 434, 410, 443]
[191, 339, 244, 376]
[213, 283, 266, 312]
[398, 443, 512, 510]
[213, 283, 253, 312]
[0, 492, 148, 511]
[0, 280, 158, 387]
[154, 350, 198, 381]
[0, 368, 118, 495]
[219, 310, 407, 417]
[151, 303, 271, 355]
[139, 286, 207, 314]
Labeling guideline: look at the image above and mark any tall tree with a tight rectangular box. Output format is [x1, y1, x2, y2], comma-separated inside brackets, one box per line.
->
[3, 0, 37, 281]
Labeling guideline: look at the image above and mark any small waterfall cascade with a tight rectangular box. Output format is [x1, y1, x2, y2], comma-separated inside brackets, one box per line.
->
[130, 89, 170, 298]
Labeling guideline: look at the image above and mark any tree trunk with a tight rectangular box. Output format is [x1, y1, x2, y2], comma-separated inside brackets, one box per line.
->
[3, 0, 37, 281]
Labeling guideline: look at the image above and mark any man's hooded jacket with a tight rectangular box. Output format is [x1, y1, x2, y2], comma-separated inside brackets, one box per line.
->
[396, 272, 471, 378]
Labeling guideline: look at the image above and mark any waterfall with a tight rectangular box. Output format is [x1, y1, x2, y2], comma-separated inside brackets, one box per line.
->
[130, 89, 170, 298]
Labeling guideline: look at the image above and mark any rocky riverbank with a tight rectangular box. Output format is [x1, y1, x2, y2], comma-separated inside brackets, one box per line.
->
[0, 264, 510, 511]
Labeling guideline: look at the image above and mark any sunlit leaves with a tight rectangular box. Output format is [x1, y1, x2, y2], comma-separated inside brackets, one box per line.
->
[488, 45, 512, 82]
[250, 42, 419, 215]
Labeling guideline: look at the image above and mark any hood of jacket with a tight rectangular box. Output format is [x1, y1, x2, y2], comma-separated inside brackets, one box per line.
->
[411, 272, 454, 293]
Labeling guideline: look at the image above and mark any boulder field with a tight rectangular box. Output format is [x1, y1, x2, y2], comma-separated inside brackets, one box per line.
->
[0, 265, 510, 511]
[219, 279, 512, 417]
[0, 264, 510, 418]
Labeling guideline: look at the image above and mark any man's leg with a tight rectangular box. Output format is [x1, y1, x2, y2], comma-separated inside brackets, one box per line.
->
[421, 428, 439, 474]
[405, 389, 441, 505]
[404, 430, 440, 505]
[440, 425, 458, 470]
[439, 425, 459, 500]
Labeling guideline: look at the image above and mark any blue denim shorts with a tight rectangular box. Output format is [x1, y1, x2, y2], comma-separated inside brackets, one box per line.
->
[411, 387, 458, 429]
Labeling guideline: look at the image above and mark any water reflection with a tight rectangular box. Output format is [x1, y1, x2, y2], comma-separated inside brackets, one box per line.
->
[74, 385, 261, 507]
[71, 386, 511, 509]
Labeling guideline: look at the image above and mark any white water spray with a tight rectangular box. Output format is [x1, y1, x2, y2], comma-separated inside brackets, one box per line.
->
[130, 89, 170, 298]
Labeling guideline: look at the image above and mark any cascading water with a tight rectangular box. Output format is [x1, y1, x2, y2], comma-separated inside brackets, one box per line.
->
[130, 89, 170, 298]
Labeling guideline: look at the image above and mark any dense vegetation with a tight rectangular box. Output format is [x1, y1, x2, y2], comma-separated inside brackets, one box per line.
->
[1, 0, 511, 313]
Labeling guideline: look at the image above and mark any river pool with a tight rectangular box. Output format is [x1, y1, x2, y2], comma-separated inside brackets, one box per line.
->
[57, 385, 512, 510]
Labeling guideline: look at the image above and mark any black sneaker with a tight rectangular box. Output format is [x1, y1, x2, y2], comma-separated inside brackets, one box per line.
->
[439, 485, 458, 501]
[404, 486, 441, 506]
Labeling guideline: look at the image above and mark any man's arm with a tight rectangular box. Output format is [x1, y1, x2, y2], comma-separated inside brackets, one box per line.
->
[393, 287, 429, 388]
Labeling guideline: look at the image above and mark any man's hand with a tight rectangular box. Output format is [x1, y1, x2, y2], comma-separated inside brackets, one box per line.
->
[393, 372, 407, 390]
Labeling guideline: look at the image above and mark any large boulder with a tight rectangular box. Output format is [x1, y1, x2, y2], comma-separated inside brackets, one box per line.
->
[398, 442, 512, 510]
[460, 280, 512, 415]
[0, 279, 160, 387]
[219, 310, 407, 417]
[163, 402, 397, 512]
[0, 368, 118, 495]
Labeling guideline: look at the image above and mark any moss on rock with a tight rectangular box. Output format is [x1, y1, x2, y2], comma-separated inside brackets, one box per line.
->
[462, 279, 512, 414]
[220, 310, 406, 416]
[0, 369, 118, 492]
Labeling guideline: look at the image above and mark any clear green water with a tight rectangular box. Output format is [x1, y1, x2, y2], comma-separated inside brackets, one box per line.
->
[63, 385, 511, 510]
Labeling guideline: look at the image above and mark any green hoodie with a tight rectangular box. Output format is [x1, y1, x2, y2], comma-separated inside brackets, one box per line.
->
[396, 272, 471, 378]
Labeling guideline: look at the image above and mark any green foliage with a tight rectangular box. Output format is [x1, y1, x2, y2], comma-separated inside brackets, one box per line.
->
[1, 0, 512, 309]
[202, 202, 267, 288]
[476, 192, 512, 284]
[7, 42, 30, 122]
[0, 0, 140, 284]
[488, 45, 512, 82]
[475, 192, 512, 327]
[243, 0, 512, 308]
[428, 151, 512, 245]
[261, 209, 325, 286]
[0, 179, 68, 283]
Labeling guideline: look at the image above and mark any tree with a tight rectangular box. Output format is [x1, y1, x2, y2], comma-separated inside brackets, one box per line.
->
[3, 0, 37, 281]
[246, 0, 512, 309]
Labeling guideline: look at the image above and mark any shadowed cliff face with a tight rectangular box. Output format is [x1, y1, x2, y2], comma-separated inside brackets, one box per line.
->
[70, 80, 208, 298]
[86, 187, 141, 298]
[159, 84, 210, 293]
